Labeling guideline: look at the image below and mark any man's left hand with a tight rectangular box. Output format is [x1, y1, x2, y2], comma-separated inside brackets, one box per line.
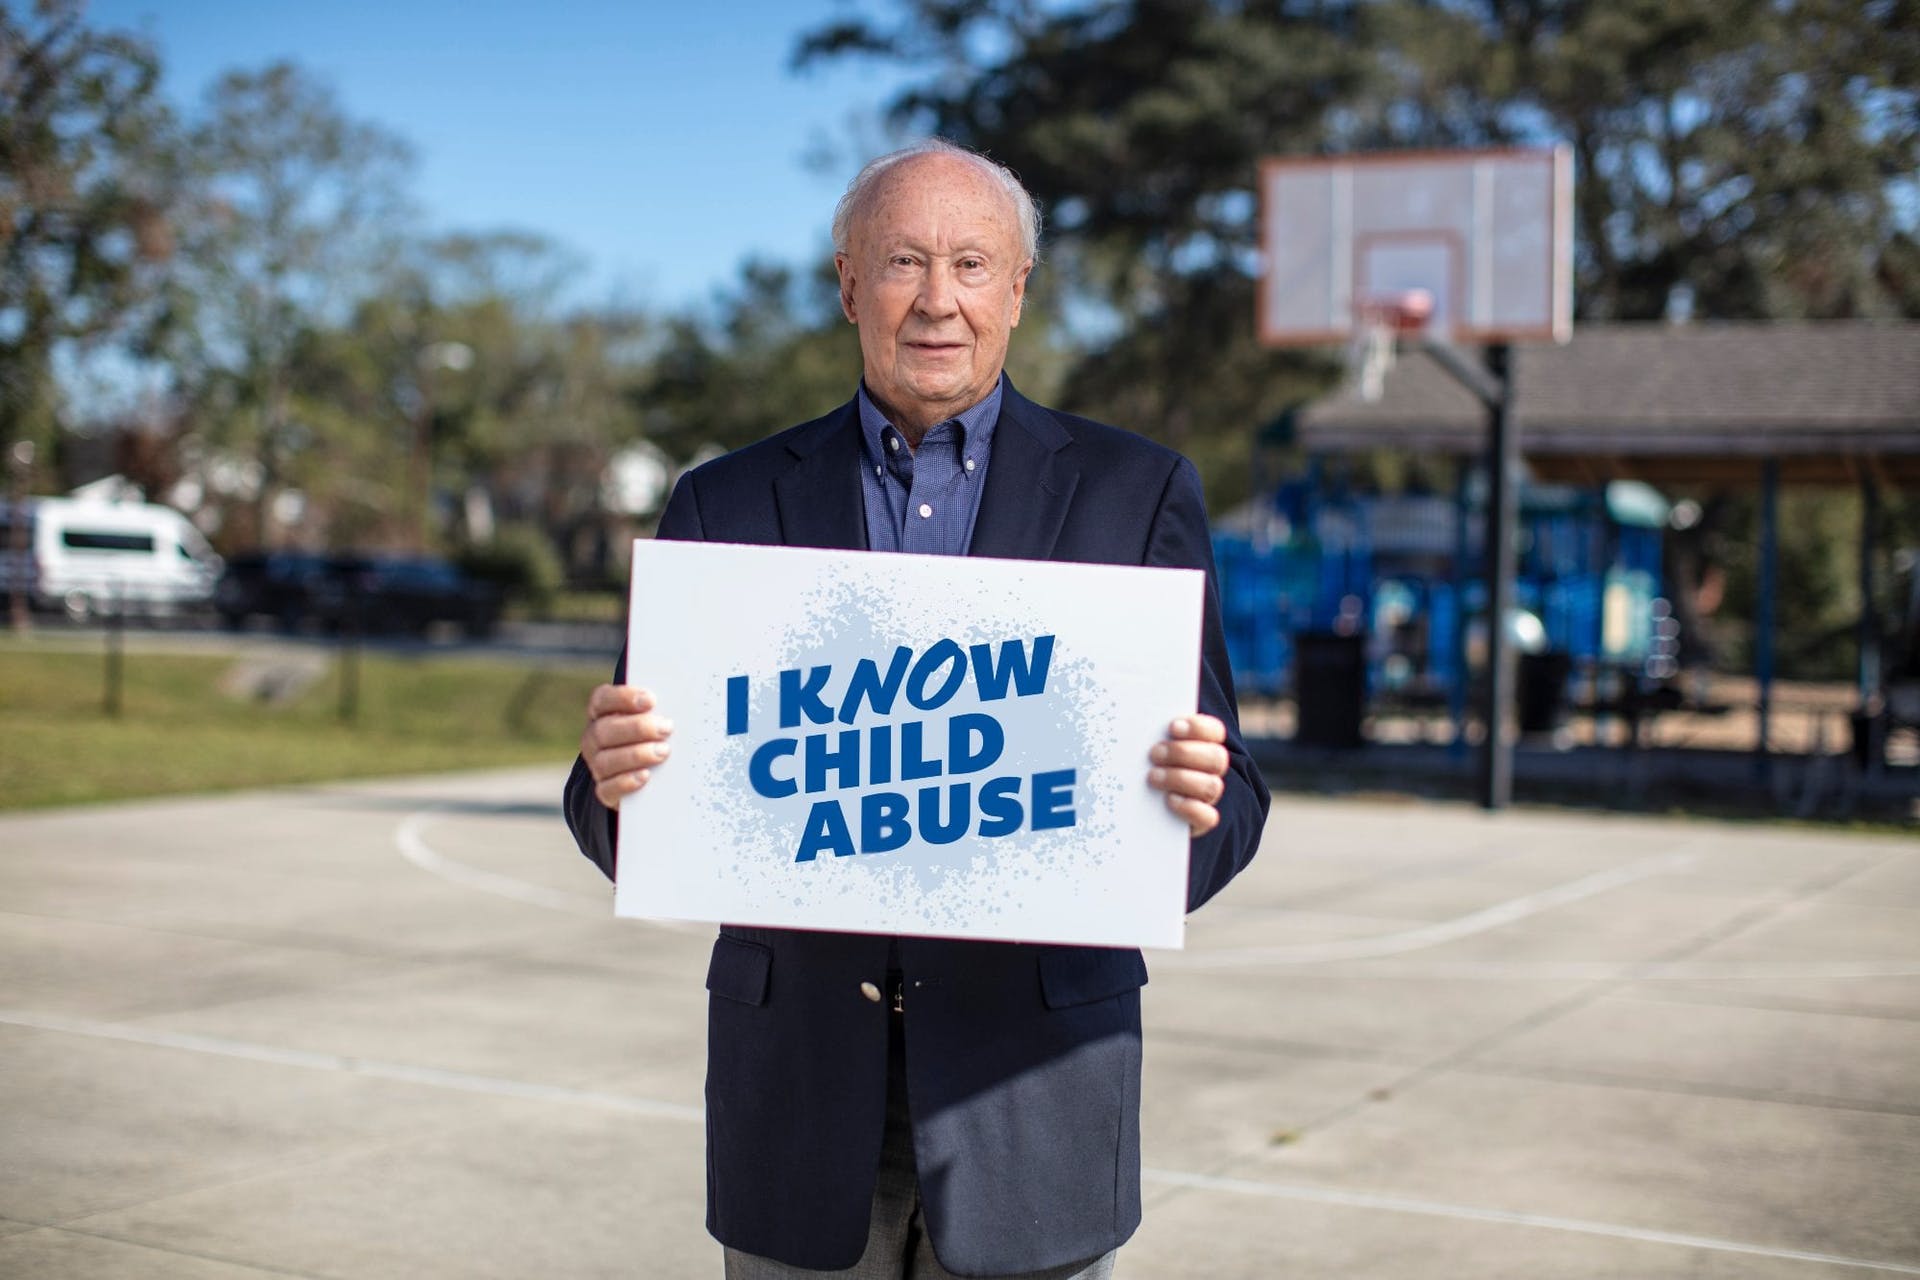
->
[1148, 715, 1231, 837]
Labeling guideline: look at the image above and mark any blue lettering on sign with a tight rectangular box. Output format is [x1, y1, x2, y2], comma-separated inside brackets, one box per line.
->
[749, 738, 798, 799]
[838, 647, 912, 724]
[917, 783, 970, 845]
[779, 665, 835, 728]
[970, 634, 1054, 701]
[804, 728, 862, 793]
[796, 800, 855, 861]
[899, 720, 942, 781]
[786, 772, 1079, 858]
[946, 712, 1004, 776]
[906, 638, 968, 710]
[1031, 768, 1078, 830]
[976, 775, 1024, 837]
[729, 635, 1087, 863]
[726, 675, 749, 735]
[861, 791, 912, 853]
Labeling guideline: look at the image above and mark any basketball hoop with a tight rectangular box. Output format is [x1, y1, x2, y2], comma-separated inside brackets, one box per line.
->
[1347, 289, 1433, 403]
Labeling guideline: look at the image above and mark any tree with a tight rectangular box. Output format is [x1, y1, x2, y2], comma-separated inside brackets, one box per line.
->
[279, 229, 650, 562]
[169, 61, 414, 545]
[640, 259, 873, 460]
[796, 0, 1370, 482]
[1361, 0, 1920, 322]
[796, 0, 1920, 506]
[0, 0, 178, 459]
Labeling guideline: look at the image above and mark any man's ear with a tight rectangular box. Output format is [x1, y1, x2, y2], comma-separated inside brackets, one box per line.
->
[1009, 258, 1033, 328]
[835, 253, 858, 324]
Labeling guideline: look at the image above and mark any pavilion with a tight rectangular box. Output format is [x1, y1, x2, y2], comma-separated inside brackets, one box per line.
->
[1290, 320, 1920, 773]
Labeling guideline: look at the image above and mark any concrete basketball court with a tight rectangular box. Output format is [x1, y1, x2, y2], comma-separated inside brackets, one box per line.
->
[1, 766, 1916, 1279]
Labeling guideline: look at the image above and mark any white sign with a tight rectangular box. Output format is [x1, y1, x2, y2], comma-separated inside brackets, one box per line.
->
[615, 540, 1205, 949]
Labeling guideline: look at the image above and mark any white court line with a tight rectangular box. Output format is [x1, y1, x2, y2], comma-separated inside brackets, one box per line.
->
[8, 1007, 1916, 1277]
[396, 808, 613, 918]
[393, 807, 712, 934]
[1325, 959, 1920, 981]
[1140, 1167, 1920, 1276]
[0, 1008, 702, 1122]
[1161, 850, 1700, 969]
[392, 816, 1917, 982]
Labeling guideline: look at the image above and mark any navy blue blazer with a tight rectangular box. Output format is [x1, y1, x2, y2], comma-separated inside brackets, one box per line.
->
[564, 384, 1269, 1275]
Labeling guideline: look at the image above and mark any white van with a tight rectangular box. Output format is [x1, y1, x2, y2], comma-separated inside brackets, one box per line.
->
[0, 497, 223, 620]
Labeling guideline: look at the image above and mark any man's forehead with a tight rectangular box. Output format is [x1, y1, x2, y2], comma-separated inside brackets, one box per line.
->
[854, 154, 1019, 240]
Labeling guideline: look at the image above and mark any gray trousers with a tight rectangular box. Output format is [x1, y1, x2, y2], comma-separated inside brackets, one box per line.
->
[722, 1020, 1118, 1280]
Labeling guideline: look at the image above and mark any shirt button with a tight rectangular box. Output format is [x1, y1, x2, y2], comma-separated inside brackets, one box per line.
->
[888, 436, 901, 452]
[860, 981, 883, 1003]
[918, 503, 933, 519]
[965, 458, 976, 472]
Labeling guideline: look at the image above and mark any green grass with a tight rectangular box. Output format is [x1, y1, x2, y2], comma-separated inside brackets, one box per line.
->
[0, 643, 602, 809]
[527, 589, 626, 624]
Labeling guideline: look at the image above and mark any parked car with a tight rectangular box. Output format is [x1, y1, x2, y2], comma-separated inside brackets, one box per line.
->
[327, 554, 504, 638]
[214, 551, 343, 633]
[214, 550, 503, 639]
[0, 497, 221, 620]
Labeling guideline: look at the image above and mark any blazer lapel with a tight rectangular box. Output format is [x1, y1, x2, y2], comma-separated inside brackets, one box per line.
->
[969, 382, 1079, 561]
[773, 399, 868, 551]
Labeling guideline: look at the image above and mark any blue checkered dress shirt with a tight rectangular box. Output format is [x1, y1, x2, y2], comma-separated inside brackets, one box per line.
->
[856, 377, 1002, 556]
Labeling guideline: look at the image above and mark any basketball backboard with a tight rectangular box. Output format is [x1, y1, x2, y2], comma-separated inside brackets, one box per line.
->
[1258, 147, 1573, 348]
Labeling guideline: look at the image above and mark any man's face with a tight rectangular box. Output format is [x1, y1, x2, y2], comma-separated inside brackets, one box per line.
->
[836, 153, 1031, 437]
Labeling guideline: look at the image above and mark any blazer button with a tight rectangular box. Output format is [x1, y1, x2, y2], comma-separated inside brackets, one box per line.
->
[859, 981, 883, 1004]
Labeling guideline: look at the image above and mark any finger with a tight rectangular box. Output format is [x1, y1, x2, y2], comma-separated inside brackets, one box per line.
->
[1164, 791, 1220, 837]
[588, 684, 656, 718]
[1150, 739, 1230, 776]
[1167, 713, 1227, 744]
[588, 710, 676, 751]
[589, 739, 673, 780]
[1147, 766, 1227, 805]
[594, 768, 651, 811]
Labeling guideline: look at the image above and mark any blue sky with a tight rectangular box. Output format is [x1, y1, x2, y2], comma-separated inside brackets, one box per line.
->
[90, 0, 922, 311]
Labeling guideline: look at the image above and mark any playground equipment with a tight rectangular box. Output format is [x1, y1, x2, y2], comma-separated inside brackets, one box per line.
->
[1214, 473, 1672, 729]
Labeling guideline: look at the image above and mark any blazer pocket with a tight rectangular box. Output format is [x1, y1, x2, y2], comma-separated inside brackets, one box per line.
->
[1037, 946, 1149, 1010]
[706, 935, 773, 1006]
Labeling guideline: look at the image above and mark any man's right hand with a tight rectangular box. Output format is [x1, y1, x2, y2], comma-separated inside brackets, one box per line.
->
[581, 684, 675, 811]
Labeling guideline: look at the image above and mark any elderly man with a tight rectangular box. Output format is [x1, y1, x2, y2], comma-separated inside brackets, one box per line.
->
[566, 139, 1268, 1280]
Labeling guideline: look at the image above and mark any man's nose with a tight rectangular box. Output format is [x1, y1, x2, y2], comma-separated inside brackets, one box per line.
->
[914, 264, 958, 317]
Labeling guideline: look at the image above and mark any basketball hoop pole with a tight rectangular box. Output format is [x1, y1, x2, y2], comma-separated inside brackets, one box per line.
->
[1259, 145, 1574, 808]
[1419, 337, 1517, 810]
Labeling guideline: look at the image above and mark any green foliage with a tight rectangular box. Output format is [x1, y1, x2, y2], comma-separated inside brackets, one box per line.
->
[638, 259, 864, 457]
[1706, 487, 1920, 680]
[795, 0, 1920, 504]
[0, 0, 178, 456]
[457, 522, 565, 613]
[1362, 0, 1920, 322]
[0, 643, 600, 809]
[169, 62, 415, 540]
[13, 0, 1917, 691]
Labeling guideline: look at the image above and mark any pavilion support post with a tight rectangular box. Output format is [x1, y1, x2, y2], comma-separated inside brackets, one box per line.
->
[1754, 458, 1779, 781]
[1858, 472, 1881, 774]
[1594, 495, 1617, 744]
[1449, 457, 1471, 757]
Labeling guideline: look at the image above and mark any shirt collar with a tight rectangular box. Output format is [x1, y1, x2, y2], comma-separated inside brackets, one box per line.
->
[857, 375, 1004, 467]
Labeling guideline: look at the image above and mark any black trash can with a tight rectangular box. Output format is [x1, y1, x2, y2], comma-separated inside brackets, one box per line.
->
[1293, 631, 1367, 748]
[1517, 650, 1574, 735]
[1850, 709, 1885, 771]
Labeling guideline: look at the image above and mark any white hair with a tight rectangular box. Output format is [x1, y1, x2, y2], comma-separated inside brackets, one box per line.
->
[831, 138, 1042, 265]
